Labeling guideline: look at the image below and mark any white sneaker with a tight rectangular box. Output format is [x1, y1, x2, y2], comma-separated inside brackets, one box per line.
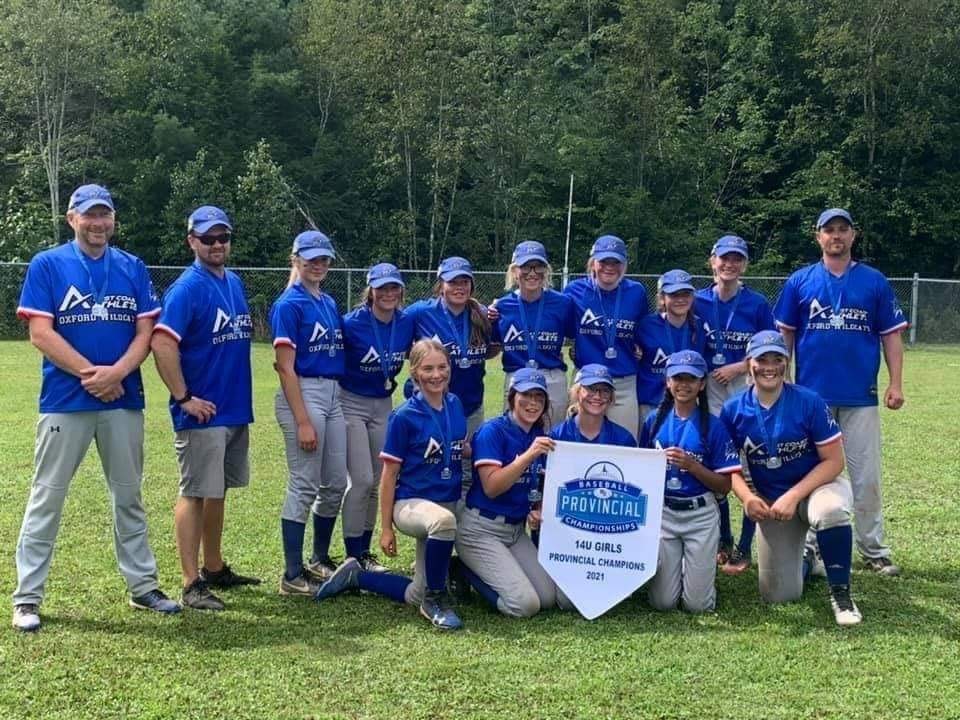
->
[830, 585, 863, 627]
[12, 604, 40, 632]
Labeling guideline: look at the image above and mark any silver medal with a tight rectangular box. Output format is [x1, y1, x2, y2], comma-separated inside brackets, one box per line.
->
[441, 467, 453, 480]
[458, 357, 471, 369]
[526, 359, 538, 369]
[712, 353, 726, 366]
[328, 347, 336, 357]
[667, 475, 682, 491]
[766, 456, 782, 469]
[528, 489, 542, 504]
[384, 378, 393, 391]
[91, 303, 108, 320]
[830, 314, 844, 329]
[605, 347, 617, 360]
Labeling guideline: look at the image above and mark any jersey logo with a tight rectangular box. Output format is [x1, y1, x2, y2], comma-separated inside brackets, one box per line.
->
[580, 308, 603, 327]
[743, 436, 764, 456]
[58, 285, 93, 312]
[429, 333, 457, 354]
[213, 308, 233, 333]
[424, 437, 443, 459]
[503, 324, 524, 343]
[360, 346, 380, 364]
[703, 321, 716, 338]
[652, 348, 669, 366]
[809, 298, 831, 320]
[309, 322, 328, 342]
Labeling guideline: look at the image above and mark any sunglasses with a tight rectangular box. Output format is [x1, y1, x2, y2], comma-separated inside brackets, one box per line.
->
[193, 232, 232, 246]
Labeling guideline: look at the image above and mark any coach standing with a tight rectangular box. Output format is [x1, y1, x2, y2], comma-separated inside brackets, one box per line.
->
[12, 184, 180, 632]
[774, 208, 907, 576]
[152, 206, 260, 611]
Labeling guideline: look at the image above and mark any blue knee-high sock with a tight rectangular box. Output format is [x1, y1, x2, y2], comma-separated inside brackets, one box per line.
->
[311, 513, 336, 562]
[357, 571, 411, 603]
[718, 495, 734, 546]
[344, 535, 364, 560]
[737, 514, 757, 555]
[361, 530, 373, 553]
[530, 529, 540, 548]
[460, 562, 500, 609]
[281, 519, 306, 580]
[817, 525, 853, 586]
[424, 538, 455, 592]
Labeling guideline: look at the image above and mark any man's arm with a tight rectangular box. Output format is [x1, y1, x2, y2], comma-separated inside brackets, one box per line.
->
[80, 316, 156, 399]
[27, 315, 94, 378]
[881, 330, 905, 410]
[151, 330, 216, 423]
[778, 325, 796, 382]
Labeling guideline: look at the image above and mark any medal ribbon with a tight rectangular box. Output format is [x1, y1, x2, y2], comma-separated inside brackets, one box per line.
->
[752, 388, 786, 463]
[441, 299, 471, 365]
[194, 261, 237, 323]
[423, 394, 452, 475]
[711, 286, 741, 359]
[368, 307, 397, 387]
[515, 291, 545, 366]
[661, 315, 691, 354]
[593, 281, 622, 356]
[667, 410, 697, 483]
[71, 241, 111, 308]
[819, 262, 852, 322]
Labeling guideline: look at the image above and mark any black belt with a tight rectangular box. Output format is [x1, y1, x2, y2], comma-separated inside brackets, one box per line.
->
[472, 507, 526, 525]
[664, 495, 708, 512]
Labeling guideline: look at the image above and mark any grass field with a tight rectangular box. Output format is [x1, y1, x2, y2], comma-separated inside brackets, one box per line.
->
[1, 341, 959, 720]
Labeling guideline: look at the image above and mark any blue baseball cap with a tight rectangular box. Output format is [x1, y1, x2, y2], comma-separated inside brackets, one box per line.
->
[658, 269, 695, 294]
[188, 206, 232, 235]
[509, 367, 548, 393]
[68, 184, 114, 214]
[746, 330, 789, 359]
[590, 235, 627, 263]
[367, 262, 404, 288]
[816, 208, 854, 229]
[512, 241, 548, 266]
[437, 256, 474, 282]
[574, 363, 615, 388]
[293, 231, 335, 260]
[665, 350, 708, 379]
[712, 235, 749, 258]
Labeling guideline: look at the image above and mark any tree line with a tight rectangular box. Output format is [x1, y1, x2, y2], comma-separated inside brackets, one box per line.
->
[1, 0, 958, 277]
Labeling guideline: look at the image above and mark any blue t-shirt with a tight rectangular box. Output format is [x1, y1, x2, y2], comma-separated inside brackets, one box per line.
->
[492, 289, 576, 372]
[774, 261, 907, 407]
[634, 313, 708, 405]
[563, 277, 649, 376]
[339, 306, 415, 398]
[639, 408, 741, 498]
[17, 241, 160, 413]
[155, 261, 254, 431]
[720, 383, 842, 501]
[269, 283, 345, 379]
[549, 415, 637, 447]
[467, 413, 547, 521]
[694, 285, 776, 370]
[406, 298, 488, 416]
[380, 392, 467, 503]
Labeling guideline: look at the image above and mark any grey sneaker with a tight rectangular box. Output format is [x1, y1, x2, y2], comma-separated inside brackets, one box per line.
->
[279, 572, 321, 597]
[181, 578, 225, 611]
[420, 589, 463, 631]
[864, 556, 901, 577]
[12, 604, 40, 632]
[829, 584, 863, 627]
[130, 589, 181, 614]
[358, 552, 389, 573]
[304, 556, 339, 582]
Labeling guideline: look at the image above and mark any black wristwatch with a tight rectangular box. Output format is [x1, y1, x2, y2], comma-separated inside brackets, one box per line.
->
[175, 390, 193, 405]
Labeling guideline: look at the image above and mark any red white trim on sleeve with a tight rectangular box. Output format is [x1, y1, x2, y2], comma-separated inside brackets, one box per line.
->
[815, 431, 843, 447]
[152, 324, 182, 343]
[379, 452, 403, 464]
[16, 307, 54, 321]
[272, 337, 296, 349]
[879, 320, 908, 335]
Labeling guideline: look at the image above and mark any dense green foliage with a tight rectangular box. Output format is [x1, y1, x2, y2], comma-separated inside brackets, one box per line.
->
[1, 0, 959, 277]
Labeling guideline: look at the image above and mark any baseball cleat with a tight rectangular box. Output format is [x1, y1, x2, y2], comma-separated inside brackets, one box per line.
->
[181, 579, 225, 611]
[358, 552, 389, 573]
[420, 589, 464, 631]
[829, 584, 863, 627]
[864, 556, 901, 577]
[305, 556, 340, 582]
[314, 557, 361, 601]
[130, 589, 181, 614]
[279, 572, 321, 597]
[12, 604, 41, 632]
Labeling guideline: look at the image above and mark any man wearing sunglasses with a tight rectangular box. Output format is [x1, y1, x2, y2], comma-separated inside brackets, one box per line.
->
[12, 184, 180, 632]
[152, 205, 259, 612]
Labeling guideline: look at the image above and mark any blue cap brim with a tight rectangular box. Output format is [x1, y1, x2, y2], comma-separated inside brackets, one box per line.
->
[666, 365, 706, 379]
[515, 253, 548, 266]
[592, 251, 626, 262]
[714, 247, 748, 258]
[662, 283, 695, 294]
[439, 271, 473, 281]
[192, 219, 232, 235]
[512, 381, 548, 393]
[579, 376, 615, 388]
[747, 344, 789, 359]
[72, 199, 114, 214]
[369, 276, 404, 288]
[298, 248, 334, 260]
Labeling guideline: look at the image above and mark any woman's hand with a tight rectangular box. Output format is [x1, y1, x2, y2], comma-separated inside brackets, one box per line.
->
[769, 491, 800, 522]
[527, 509, 543, 531]
[710, 363, 742, 385]
[665, 447, 697, 472]
[523, 437, 556, 463]
[743, 494, 772, 522]
[380, 527, 397, 557]
[297, 422, 318, 452]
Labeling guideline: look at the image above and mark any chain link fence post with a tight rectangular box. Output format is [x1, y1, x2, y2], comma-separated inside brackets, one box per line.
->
[910, 273, 919, 346]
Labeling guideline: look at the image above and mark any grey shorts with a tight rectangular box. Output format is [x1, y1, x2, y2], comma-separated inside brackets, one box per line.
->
[175, 425, 250, 498]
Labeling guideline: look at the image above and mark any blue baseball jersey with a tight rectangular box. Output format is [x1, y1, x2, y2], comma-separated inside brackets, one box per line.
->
[562, 278, 650, 376]
[17, 241, 160, 413]
[269, 283, 345, 379]
[639, 409, 741, 498]
[720, 383, 842, 501]
[467, 413, 546, 520]
[774, 262, 907, 406]
[694, 285, 776, 370]
[406, 298, 488, 416]
[339, 306, 415, 398]
[549, 415, 637, 447]
[634, 314, 708, 405]
[155, 261, 253, 430]
[491, 289, 576, 372]
[380, 392, 467, 503]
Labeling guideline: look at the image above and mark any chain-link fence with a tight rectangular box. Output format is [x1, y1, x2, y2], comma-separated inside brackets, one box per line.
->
[1, 262, 957, 345]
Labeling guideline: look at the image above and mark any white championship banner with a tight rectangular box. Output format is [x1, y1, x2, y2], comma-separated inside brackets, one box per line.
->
[539, 441, 666, 620]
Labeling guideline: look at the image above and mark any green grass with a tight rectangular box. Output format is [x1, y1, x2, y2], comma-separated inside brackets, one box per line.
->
[1, 341, 959, 720]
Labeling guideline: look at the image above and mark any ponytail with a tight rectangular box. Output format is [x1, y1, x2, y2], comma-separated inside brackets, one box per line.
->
[286, 254, 299, 288]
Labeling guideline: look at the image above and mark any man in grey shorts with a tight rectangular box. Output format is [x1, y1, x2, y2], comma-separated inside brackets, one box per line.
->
[152, 205, 259, 611]
[12, 183, 180, 632]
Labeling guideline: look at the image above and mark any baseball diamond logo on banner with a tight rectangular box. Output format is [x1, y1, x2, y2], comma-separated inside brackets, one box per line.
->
[539, 441, 666, 620]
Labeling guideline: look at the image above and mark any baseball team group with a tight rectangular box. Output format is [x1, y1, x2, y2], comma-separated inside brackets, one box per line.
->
[10, 182, 907, 633]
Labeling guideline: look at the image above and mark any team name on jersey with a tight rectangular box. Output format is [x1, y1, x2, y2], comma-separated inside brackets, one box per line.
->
[579, 309, 636, 334]
[743, 434, 811, 465]
[307, 322, 343, 353]
[212, 311, 253, 345]
[502, 324, 560, 348]
[703, 321, 752, 346]
[428, 333, 487, 362]
[359, 347, 406, 366]
[423, 437, 465, 463]
[56, 287, 140, 325]
[807, 298, 872, 332]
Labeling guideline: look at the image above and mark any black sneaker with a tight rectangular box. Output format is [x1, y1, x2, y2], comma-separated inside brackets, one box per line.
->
[304, 556, 339, 582]
[357, 552, 389, 573]
[447, 556, 472, 603]
[181, 578, 226, 611]
[864, 556, 901, 577]
[829, 584, 863, 626]
[200, 563, 262, 588]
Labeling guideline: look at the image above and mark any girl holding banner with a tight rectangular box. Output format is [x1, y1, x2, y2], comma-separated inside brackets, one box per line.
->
[639, 351, 741, 613]
[549, 364, 636, 448]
